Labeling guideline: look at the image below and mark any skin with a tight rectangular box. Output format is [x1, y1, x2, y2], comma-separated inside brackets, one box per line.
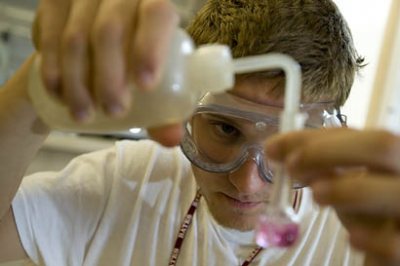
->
[0, 56, 48, 262]
[266, 128, 400, 265]
[33, 0, 183, 146]
[192, 78, 297, 231]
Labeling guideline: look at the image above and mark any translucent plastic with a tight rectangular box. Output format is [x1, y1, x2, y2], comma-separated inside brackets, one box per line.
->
[29, 29, 234, 133]
[255, 207, 299, 247]
[255, 166, 301, 248]
[253, 54, 305, 248]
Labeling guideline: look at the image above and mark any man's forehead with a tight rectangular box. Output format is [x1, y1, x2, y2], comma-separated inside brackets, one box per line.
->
[230, 77, 335, 106]
[196, 92, 286, 125]
[229, 78, 285, 106]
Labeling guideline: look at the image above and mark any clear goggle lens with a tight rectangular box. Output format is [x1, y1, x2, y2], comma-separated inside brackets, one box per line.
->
[180, 92, 342, 188]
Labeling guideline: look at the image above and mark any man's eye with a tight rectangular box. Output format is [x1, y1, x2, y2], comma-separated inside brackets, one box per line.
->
[213, 122, 240, 137]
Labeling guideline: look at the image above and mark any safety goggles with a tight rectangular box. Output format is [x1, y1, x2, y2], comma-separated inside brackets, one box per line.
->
[180, 92, 343, 188]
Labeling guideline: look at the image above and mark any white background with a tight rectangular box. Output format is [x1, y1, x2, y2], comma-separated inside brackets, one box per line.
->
[334, 0, 392, 128]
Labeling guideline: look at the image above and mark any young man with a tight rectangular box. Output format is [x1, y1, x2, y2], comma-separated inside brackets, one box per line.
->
[0, 0, 370, 265]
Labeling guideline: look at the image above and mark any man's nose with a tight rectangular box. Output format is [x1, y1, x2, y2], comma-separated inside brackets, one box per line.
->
[228, 158, 267, 194]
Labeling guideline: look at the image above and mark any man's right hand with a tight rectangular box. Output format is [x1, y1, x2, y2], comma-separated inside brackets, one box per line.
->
[32, 0, 183, 146]
[266, 128, 400, 265]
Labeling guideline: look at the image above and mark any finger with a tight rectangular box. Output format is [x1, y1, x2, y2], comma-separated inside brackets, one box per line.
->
[336, 212, 384, 232]
[266, 128, 344, 161]
[130, 0, 179, 89]
[364, 254, 392, 266]
[36, 0, 71, 97]
[272, 129, 400, 179]
[61, 0, 101, 122]
[91, 0, 139, 117]
[310, 174, 400, 217]
[349, 223, 400, 265]
[147, 123, 184, 147]
[290, 168, 339, 186]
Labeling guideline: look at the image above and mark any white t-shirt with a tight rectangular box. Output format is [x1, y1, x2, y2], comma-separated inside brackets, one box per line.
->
[12, 140, 364, 266]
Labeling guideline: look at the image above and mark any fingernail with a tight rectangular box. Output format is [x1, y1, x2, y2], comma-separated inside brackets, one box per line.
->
[105, 103, 126, 117]
[138, 68, 155, 90]
[73, 108, 91, 123]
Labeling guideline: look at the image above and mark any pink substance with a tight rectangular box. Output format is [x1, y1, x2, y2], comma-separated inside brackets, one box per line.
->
[255, 215, 299, 248]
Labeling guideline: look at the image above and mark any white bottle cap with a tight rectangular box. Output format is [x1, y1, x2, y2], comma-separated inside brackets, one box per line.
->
[188, 44, 234, 94]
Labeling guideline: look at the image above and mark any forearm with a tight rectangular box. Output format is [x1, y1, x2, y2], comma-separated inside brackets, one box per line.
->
[0, 54, 50, 220]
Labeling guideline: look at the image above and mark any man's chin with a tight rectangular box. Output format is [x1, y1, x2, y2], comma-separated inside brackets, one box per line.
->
[209, 209, 258, 232]
[202, 193, 264, 231]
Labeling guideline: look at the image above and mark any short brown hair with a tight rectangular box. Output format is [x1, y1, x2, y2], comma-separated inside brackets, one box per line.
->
[186, 0, 364, 106]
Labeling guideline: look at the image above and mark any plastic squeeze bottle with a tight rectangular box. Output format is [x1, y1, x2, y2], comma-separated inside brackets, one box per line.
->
[28, 29, 234, 133]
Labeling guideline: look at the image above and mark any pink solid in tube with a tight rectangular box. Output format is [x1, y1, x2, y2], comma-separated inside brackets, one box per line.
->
[255, 212, 299, 248]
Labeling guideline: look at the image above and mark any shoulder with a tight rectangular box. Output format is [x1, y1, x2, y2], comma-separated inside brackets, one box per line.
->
[114, 139, 192, 182]
[294, 188, 365, 265]
[114, 139, 185, 163]
[112, 139, 197, 215]
[18, 139, 192, 200]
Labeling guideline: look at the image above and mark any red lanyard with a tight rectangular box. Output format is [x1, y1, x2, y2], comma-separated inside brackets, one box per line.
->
[168, 190, 302, 266]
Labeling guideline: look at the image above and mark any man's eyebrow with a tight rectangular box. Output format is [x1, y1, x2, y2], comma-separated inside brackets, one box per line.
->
[201, 112, 280, 127]
[201, 113, 245, 125]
